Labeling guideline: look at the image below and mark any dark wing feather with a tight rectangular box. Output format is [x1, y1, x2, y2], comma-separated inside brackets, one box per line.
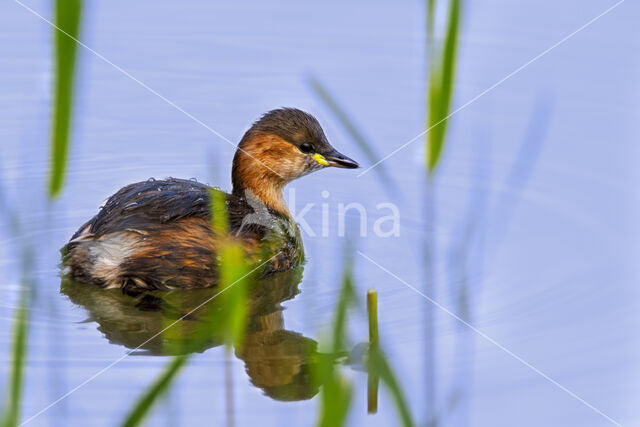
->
[73, 178, 210, 239]
[70, 178, 271, 241]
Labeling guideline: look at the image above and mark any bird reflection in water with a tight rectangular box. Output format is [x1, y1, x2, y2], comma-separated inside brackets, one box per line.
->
[60, 266, 323, 401]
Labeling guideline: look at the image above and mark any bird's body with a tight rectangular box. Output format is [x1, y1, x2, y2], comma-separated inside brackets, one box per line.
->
[63, 178, 301, 290]
[63, 108, 358, 290]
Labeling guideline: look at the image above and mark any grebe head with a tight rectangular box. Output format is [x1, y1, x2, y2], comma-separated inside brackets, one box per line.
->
[232, 108, 358, 214]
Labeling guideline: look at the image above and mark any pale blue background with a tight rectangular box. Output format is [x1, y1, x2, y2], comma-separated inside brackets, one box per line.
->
[1, 1, 638, 426]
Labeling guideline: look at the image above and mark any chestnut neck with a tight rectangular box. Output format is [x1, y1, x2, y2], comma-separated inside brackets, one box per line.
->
[231, 153, 290, 217]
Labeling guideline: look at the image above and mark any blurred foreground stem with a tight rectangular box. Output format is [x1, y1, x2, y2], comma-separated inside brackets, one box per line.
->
[49, 0, 82, 198]
[1, 293, 29, 427]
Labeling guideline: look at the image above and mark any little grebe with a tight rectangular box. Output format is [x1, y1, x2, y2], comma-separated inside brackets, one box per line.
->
[63, 108, 358, 290]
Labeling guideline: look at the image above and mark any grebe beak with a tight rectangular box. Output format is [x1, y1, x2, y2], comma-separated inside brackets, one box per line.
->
[315, 149, 359, 169]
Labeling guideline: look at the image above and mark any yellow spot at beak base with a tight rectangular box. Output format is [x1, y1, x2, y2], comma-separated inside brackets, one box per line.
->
[313, 153, 329, 167]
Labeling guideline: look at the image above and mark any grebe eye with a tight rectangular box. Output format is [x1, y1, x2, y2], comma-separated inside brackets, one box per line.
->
[299, 142, 314, 153]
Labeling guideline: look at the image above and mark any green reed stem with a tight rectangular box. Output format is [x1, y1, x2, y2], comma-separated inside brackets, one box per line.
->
[367, 289, 379, 414]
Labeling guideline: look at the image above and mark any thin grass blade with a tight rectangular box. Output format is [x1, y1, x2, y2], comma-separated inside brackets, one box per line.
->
[209, 188, 228, 236]
[317, 372, 353, 427]
[49, 0, 82, 198]
[122, 355, 189, 427]
[331, 253, 355, 354]
[427, 0, 436, 49]
[307, 76, 399, 197]
[315, 251, 357, 426]
[1, 296, 29, 427]
[207, 187, 251, 350]
[217, 244, 251, 350]
[369, 347, 414, 427]
[427, 0, 461, 174]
